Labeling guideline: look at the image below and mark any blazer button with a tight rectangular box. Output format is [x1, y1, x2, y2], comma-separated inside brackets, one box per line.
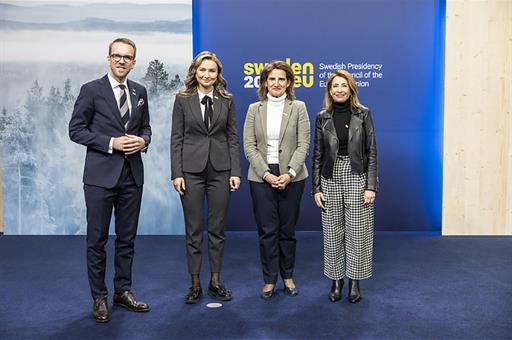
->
[279, 150, 282, 153]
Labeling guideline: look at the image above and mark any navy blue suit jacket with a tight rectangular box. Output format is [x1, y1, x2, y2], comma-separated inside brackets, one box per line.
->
[69, 75, 151, 189]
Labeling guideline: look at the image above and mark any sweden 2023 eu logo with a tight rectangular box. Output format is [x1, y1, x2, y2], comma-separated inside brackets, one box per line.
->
[243, 58, 315, 89]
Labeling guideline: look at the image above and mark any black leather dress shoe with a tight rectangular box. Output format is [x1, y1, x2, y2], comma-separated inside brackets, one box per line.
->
[207, 282, 232, 301]
[348, 279, 361, 303]
[283, 285, 299, 296]
[92, 297, 110, 323]
[114, 291, 150, 312]
[185, 286, 203, 304]
[329, 279, 343, 302]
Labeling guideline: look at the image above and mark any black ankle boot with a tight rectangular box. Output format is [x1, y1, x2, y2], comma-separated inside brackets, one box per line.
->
[348, 279, 361, 303]
[329, 279, 343, 302]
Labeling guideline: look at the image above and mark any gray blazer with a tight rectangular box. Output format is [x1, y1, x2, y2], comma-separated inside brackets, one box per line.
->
[243, 99, 310, 183]
[171, 91, 241, 179]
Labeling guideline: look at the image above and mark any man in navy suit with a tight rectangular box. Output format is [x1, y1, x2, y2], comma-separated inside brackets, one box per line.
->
[69, 38, 151, 322]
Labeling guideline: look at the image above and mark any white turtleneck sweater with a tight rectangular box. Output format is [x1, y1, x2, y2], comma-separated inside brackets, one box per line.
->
[266, 93, 286, 164]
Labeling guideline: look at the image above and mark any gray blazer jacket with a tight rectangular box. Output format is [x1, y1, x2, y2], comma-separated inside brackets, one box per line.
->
[171, 91, 241, 179]
[243, 99, 310, 183]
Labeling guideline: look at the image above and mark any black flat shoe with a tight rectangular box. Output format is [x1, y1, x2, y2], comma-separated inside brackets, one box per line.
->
[348, 279, 361, 303]
[114, 291, 150, 312]
[207, 282, 232, 301]
[329, 279, 343, 302]
[185, 286, 203, 304]
[92, 297, 110, 323]
[261, 287, 275, 300]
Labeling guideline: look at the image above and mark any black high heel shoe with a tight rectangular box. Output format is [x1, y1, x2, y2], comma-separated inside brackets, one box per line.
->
[329, 279, 343, 302]
[283, 285, 299, 296]
[283, 280, 299, 296]
[261, 285, 276, 300]
[348, 279, 361, 303]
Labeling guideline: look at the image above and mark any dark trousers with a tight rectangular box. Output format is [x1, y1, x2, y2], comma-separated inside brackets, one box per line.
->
[249, 164, 305, 284]
[84, 161, 142, 299]
[181, 161, 231, 274]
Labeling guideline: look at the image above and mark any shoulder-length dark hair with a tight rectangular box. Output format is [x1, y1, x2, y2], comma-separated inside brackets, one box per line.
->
[258, 60, 295, 101]
[323, 69, 361, 112]
[178, 51, 231, 99]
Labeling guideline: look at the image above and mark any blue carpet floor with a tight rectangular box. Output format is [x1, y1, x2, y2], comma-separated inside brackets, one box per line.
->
[0, 232, 511, 339]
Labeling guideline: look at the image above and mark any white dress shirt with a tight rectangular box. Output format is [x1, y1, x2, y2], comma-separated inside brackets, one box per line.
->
[198, 90, 214, 121]
[107, 73, 132, 153]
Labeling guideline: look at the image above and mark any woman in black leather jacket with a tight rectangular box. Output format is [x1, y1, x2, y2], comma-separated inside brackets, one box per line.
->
[312, 69, 378, 304]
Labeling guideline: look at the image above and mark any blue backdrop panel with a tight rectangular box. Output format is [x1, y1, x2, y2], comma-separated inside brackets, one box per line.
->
[193, 0, 445, 232]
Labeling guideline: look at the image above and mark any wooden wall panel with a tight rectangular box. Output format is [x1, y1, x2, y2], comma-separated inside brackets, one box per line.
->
[443, 0, 512, 235]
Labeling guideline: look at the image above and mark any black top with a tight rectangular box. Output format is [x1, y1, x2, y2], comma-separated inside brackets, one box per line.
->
[332, 100, 351, 155]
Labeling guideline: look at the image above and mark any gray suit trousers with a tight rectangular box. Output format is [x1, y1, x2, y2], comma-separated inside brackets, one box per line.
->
[181, 161, 230, 274]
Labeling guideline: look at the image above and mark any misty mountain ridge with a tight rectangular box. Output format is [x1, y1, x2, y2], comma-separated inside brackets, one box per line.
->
[0, 3, 191, 23]
[0, 18, 191, 33]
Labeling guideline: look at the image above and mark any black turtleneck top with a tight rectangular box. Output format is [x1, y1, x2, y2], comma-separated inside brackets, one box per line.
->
[332, 100, 351, 155]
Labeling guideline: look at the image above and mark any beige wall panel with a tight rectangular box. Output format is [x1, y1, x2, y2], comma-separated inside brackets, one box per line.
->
[443, 0, 512, 235]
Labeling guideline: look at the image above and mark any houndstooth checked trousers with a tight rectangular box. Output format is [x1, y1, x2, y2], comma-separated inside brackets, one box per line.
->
[321, 155, 374, 280]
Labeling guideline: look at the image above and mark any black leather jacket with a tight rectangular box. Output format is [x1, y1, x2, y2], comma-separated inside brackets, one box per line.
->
[312, 105, 378, 194]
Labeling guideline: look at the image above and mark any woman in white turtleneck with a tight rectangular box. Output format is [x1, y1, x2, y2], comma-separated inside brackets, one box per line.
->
[243, 61, 310, 300]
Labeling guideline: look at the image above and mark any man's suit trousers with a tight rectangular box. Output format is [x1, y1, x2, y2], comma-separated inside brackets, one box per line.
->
[84, 160, 142, 299]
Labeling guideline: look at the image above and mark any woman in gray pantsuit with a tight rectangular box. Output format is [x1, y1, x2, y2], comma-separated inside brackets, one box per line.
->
[312, 70, 378, 303]
[171, 51, 241, 304]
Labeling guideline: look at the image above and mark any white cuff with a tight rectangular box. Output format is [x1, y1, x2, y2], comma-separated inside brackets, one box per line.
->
[288, 168, 296, 178]
[108, 137, 114, 154]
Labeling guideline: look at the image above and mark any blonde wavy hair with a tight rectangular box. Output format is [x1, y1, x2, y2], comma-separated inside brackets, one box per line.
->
[323, 69, 361, 112]
[178, 51, 231, 99]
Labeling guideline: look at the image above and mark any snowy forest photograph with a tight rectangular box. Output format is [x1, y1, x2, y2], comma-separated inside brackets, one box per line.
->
[0, 1, 192, 234]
